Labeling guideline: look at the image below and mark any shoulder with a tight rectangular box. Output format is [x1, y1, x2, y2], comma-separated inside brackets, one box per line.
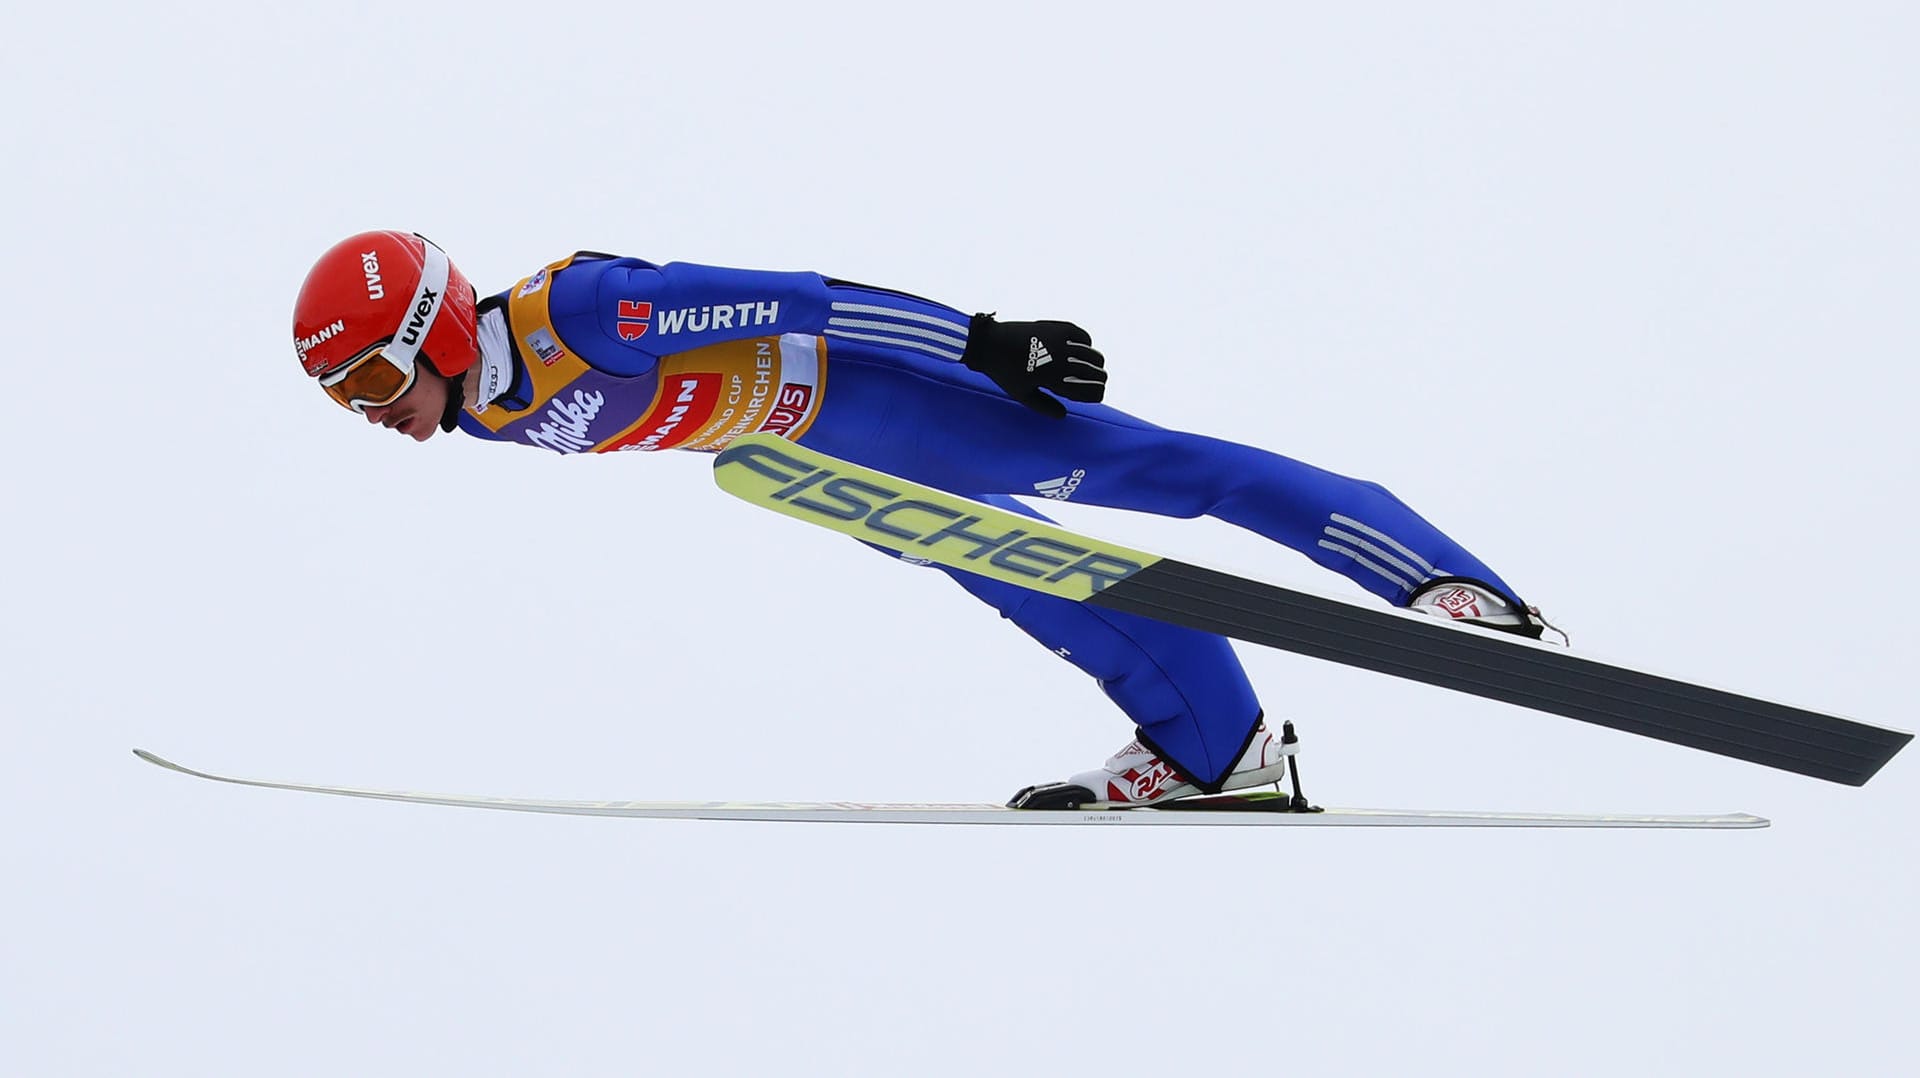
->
[545, 252, 654, 309]
[477, 253, 661, 376]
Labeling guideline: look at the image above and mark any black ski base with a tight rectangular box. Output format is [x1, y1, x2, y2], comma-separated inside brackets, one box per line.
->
[1090, 561, 1909, 786]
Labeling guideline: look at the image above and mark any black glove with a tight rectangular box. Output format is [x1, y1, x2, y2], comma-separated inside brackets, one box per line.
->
[960, 313, 1107, 419]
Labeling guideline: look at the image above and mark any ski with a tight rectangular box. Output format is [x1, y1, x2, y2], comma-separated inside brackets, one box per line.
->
[712, 434, 1910, 786]
[132, 750, 1766, 828]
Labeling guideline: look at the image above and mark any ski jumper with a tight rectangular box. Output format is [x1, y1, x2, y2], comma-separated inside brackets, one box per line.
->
[456, 254, 1526, 789]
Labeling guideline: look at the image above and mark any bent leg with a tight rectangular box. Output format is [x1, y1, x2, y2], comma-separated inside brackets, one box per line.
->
[805, 354, 1524, 606]
[862, 493, 1263, 787]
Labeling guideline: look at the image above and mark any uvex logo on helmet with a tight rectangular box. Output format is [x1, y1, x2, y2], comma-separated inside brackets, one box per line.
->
[292, 230, 480, 382]
[400, 286, 441, 348]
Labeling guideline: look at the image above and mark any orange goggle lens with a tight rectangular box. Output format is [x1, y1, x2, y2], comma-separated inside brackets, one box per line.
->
[319, 345, 416, 412]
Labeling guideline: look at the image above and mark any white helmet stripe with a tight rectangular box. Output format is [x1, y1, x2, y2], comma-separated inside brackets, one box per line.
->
[380, 237, 451, 372]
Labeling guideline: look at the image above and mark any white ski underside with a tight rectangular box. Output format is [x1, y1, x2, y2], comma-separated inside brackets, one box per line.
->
[134, 751, 1767, 829]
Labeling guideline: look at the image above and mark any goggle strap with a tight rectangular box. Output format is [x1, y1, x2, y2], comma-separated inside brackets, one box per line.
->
[380, 238, 452, 373]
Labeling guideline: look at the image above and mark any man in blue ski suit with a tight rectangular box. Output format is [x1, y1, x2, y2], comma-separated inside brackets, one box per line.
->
[293, 231, 1546, 808]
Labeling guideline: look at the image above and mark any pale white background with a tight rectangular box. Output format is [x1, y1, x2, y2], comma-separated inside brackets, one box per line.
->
[4, 3, 1915, 1075]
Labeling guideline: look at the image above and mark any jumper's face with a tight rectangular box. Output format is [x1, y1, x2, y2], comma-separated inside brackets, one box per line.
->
[358, 366, 450, 442]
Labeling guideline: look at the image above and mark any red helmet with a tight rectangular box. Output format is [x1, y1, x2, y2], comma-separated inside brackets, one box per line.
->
[292, 232, 480, 401]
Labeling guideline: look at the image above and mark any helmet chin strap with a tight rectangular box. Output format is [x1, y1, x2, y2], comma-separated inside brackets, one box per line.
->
[439, 370, 467, 432]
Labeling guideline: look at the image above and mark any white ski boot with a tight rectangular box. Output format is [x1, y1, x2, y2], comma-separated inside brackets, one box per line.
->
[1405, 578, 1564, 643]
[1008, 719, 1296, 809]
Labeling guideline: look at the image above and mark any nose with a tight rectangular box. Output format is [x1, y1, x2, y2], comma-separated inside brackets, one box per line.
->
[361, 404, 387, 425]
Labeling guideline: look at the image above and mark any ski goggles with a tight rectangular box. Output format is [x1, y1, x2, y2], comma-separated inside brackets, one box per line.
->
[319, 341, 417, 412]
[317, 238, 451, 412]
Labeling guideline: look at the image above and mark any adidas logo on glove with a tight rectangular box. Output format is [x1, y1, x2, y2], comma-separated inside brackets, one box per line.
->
[1026, 337, 1053, 371]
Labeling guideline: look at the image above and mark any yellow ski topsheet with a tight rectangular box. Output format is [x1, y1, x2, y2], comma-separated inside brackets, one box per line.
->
[712, 434, 1161, 602]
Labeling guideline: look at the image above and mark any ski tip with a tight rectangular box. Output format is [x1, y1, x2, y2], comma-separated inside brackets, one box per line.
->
[135, 749, 242, 787]
[132, 748, 191, 775]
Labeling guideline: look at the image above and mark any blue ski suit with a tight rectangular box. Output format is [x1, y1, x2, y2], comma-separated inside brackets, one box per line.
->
[456, 253, 1525, 788]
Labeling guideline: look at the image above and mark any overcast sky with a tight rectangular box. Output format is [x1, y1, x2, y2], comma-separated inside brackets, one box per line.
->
[5, 3, 1915, 1075]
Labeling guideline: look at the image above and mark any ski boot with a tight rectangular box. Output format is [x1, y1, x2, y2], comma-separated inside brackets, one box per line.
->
[1008, 718, 1298, 809]
[1405, 577, 1566, 644]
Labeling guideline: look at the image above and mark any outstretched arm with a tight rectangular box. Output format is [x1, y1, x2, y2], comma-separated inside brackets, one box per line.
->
[583, 259, 1107, 415]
